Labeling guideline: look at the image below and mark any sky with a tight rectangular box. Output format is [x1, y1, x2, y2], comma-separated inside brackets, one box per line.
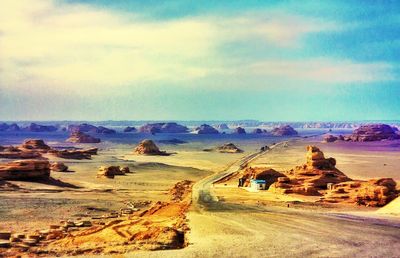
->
[0, 0, 399, 121]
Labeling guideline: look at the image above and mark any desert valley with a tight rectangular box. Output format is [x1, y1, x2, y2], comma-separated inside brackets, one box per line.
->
[0, 121, 399, 257]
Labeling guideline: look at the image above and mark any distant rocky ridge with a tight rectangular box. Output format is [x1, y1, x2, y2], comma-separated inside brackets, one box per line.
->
[139, 123, 188, 134]
[233, 127, 246, 134]
[123, 126, 137, 133]
[324, 124, 400, 143]
[67, 123, 115, 134]
[214, 124, 229, 130]
[270, 125, 298, 136]
[193, 124, 219, 134]
[66, 132, 101, 143]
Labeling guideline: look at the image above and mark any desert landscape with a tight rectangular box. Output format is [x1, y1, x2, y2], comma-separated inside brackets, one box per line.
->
[2, 0, 400, 257]
[0, 122, 399, 257]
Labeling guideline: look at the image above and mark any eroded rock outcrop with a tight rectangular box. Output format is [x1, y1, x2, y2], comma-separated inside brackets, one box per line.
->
[240, 167, 285, 188]
[215, 143, 243, 153]
[66, 132, 101, 143]
[123, 126, 137, 133]
[252, 128, 267, 134]
[233, 127, 246, 134]
[50, 162, 68, 172]
[134, 140, 169, 156]
[0, 160, 50, 180]
[322, 178, 397, 207]
[269, 146, 351, 195]
[271, 125, 298, 136]
[97, 166, 126, 178]
[49, 148, 98, 160]
[193, 124, 219, 134]
[323, 134, 338, 143]
[139, 123, 188, 134]
[67, 124, 115, 134]
[0, 123, 20, 132]
[347, 124, 400, 142]
[20, 139, 51, 153]
[24, 123, 57, 132]
[214, 124, 229, 130]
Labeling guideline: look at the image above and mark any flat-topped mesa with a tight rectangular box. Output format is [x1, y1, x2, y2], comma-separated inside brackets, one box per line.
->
[271, 125, 298, 136]
[215, 143, 243, 153]
[49, 148, 98, 160]
[269, 146, 351, 196]
[0, 160, 50, 180]
[233, 127, 246, 134]
[139, 122, 188, 134]
[66, 131, 101, 143]
[134, 139, 170, 156]
[0, 145, 43, 159]
[24, 123, 57, 132]
[323, 178, 397, 207]
[67, 123, 116, 134]
[348, 124, 400, 142]
[20, 139, 51, 153]
[193, 124, 219, 134]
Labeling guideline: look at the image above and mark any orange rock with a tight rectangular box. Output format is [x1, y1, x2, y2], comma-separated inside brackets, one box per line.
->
[0, 160, 50, 180]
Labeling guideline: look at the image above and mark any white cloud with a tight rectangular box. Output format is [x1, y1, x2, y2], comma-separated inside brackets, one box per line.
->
[0, 0, 394, 95]
[248, 59, 395, 83]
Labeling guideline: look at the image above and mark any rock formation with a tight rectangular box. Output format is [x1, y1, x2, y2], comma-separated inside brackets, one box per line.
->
[323, 134, 338, 143]
[20, 139, 51, 153]
[215, 124, 229, 130]
[24, 123, 57, 132]
[123, 126, 137, 133]
[347, 124, 400, 142]
[270, 125, 298, 136]
[139, 123, 188, 134]
[214, 143, 243, 153]
[322, 178, 397, 207]
[193, 124, 219, 134]
[66, 132, 101, 143]
[0, 123, 20, 132]
[67, 124, 115, 134]
[134, 140, 169, 156]
[269, 146, 351, 195]
[252, 128, 267, 134]
[233, 127, 246, 134]
[0, 160, 50, 180]
[0, 146, 42, 159]
[49, 148, 98, 160]
[50, 162, 68, 172]
[97, 166, 125, 178]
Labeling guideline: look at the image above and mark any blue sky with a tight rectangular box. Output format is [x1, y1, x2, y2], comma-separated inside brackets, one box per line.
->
[0, 0, 399, 121]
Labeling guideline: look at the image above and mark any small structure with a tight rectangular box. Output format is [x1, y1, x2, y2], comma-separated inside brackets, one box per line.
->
[250, 179, 267, 191]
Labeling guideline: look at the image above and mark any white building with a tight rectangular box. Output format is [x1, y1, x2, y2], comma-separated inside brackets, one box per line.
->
[250, 179, 267, 191]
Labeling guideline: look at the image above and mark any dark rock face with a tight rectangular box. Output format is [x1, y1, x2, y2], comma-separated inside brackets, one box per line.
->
[271, 125, 298, 136]
[123, 126, 137, 133]
[51, 162, 68, 172]
[67, 124, 115, 134]
[194, 124, 219, 134]
[0, 123, 20, 132]
[139, 123, 188, 134]
[25, 123, 57, 132]
[158, 138, 187, 145]
[215, 124, 229, 130]
[233, 127, 246, 134]
[0, 160, 50, 180]
[348, 124, 400, 142]
[215, 143, 243, 153]
[323, 134, 338, 143]
[66, 132, 101, 143]
[252, 128, 267, 134]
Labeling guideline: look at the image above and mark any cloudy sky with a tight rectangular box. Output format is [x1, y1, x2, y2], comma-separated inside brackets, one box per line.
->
[1, 0, 399, 121]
